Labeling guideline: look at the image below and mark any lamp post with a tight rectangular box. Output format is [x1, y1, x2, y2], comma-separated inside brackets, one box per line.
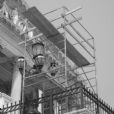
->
[17, 56, 25, 105]
[32, 42, 45, 72]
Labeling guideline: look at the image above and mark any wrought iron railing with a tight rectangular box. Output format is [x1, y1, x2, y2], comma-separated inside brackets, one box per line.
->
[83, 87, 114, 114]
[1, 86, 114, 114]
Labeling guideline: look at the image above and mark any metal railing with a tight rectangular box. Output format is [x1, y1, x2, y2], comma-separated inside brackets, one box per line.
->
[1, 85, 114, 114]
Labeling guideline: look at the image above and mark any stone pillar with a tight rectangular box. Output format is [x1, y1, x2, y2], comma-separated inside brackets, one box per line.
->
[11, 63, 22, 103]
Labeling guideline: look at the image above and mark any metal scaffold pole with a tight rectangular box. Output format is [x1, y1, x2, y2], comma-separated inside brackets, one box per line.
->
[63, 32, 67, 87]
[93, 37, 98, 94]
[62, 7, 69, 112]
[62, 7, 68, 88]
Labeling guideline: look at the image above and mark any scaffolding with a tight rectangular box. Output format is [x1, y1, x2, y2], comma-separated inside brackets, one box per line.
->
[18, 6, 97, 93]
[0, 0, 97, 96]
[0, 1, 114, 114]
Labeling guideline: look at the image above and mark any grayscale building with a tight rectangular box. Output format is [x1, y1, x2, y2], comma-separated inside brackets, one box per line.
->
[0, 0, 113, 114]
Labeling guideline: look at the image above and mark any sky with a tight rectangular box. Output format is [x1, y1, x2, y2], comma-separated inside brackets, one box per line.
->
[25, 0, 114, 108]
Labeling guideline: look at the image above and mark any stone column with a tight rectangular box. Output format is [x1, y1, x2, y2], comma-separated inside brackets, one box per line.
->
[11, 63, 22, 103]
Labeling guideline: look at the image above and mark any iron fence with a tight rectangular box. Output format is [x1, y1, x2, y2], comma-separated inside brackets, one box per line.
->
[1, 86, 114, 114]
